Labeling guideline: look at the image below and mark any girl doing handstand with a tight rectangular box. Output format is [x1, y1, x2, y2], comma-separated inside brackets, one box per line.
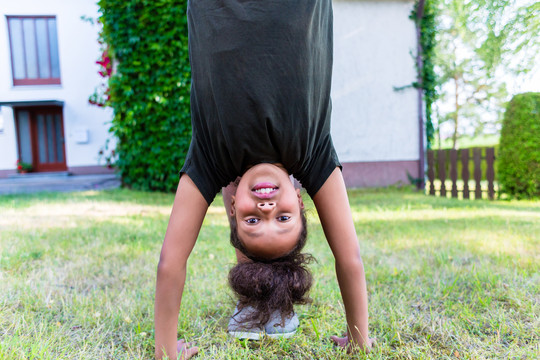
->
[155, 0, 374, 358]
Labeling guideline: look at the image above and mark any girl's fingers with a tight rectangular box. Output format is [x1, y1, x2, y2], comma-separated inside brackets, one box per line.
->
[179, 346, 199, 360]
[177, 339, 199, 359]
[177, 339, 186, 351]
[330, 335, 348, 348]
[331, 335, 376, 354]
[177, 339, 194, 347]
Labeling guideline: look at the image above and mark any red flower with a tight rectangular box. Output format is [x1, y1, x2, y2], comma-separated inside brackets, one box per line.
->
[96, 50, 112, 78]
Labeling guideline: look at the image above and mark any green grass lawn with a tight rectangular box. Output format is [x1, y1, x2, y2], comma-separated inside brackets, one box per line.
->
[432, 134, 500, 150]
[1, 188, 538, 359]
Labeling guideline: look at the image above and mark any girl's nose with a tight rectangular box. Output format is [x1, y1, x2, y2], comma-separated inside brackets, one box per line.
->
[257, 202, 275, 212]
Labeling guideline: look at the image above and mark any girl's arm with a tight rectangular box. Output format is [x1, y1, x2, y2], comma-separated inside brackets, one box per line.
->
[155, 174, 208, 359]
[312, 168, 374, 352]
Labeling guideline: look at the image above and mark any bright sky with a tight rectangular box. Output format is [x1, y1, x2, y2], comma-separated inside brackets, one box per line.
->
[436, 0, 539, 140]
[510, 65, 540, 93]
[494, 0, 539, 94]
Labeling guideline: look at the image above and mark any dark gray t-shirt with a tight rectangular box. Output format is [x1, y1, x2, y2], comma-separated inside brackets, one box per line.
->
[181, 0, 340, 205]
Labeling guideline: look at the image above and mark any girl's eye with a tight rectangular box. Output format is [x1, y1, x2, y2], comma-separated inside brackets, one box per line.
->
[277, 215, 291, 222]
[246, 218, 260, 224]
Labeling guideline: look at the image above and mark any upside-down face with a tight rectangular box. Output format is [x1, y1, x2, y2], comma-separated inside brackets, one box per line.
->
[230, 163, 304, 259]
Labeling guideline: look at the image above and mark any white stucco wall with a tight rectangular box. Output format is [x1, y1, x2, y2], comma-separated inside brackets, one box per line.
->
[0, 0, 112, 171]
[331, 0, 419, 163]
[1, 0, 418, 173]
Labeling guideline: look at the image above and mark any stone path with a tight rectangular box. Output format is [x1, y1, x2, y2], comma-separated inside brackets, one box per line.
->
[0, 173, 121, 195]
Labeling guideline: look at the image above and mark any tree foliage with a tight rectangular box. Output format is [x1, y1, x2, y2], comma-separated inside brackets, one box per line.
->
[498, 92, 540, 198]
[97, 0, 191, 192]
[434, 0, 539, 149]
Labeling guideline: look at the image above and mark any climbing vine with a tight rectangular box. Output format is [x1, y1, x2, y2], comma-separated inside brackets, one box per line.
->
[96, 0, 191, 192]
[411, 0, 438, 149]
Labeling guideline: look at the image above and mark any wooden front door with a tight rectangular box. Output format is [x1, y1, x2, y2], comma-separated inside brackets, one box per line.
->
[15, 106, 67, 172]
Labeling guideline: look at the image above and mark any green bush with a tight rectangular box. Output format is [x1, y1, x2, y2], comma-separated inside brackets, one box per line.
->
[98, 0, 191, 192]
[498, 92, 540, 198]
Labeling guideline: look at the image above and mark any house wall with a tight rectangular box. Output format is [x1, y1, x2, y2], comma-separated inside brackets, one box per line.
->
[0, 0, 113, 175]
[1, 0, 420, 187]
[331, 0, 420, 186]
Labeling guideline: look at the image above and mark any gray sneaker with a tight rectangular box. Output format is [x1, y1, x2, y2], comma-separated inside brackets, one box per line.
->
[228, 304, 299, 340]
[227, 305, 264, 340]
[264, 311, 299, 339]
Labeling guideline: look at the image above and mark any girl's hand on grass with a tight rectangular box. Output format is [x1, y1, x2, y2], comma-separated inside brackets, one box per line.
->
[330, 334, 376, 353]
[176, 339, 198, 359]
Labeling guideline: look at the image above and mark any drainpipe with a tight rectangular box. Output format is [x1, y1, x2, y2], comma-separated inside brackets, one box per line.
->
[415, 0, 426, 190]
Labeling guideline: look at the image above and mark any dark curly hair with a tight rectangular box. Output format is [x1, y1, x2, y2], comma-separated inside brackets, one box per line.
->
[228, 210, 314, 327]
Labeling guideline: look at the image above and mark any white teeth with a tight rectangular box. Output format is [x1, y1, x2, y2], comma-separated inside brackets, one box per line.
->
[255, 188, 275, 194]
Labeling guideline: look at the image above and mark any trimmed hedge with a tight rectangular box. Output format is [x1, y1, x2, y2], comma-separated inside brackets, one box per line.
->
[98, 0, 191, 192]
[498, 93, 540, 198]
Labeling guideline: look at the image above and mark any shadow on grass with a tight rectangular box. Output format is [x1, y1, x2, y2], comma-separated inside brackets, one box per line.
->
[0, 188, 176, 208]
[347, 187, 540, 213]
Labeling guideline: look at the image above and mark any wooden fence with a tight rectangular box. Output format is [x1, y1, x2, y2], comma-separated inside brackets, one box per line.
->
[427, 147, 496, 200]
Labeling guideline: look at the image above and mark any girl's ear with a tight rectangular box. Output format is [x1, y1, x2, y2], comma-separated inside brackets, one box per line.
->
[296, 188, 304, 209]
[230, 195, 236, 216]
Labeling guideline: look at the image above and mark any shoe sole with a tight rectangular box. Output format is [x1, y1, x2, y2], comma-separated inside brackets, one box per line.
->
[228, 330, 264, 340]
[266, 329, 297, 339]
[229, 329, 297, 340]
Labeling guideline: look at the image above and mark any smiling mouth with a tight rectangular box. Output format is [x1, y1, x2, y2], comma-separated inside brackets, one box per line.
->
[252, 183, 278, 199]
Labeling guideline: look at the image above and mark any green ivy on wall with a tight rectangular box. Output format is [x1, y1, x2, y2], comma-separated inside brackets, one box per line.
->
[97, 0, 191, 192]
[411, 0, 438, 150]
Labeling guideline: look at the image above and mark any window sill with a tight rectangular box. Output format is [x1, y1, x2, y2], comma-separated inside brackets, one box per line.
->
[11, 84, 63, 90]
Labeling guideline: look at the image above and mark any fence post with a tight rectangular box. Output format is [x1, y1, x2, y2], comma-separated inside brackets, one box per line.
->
[473, 148, 482, 199]
[438, 150, 447, 197]
[450, 149, 458, 198]
[427, 150, 435, 195]
[461, 149, 470, 199]
[486, 147, 495, 200]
